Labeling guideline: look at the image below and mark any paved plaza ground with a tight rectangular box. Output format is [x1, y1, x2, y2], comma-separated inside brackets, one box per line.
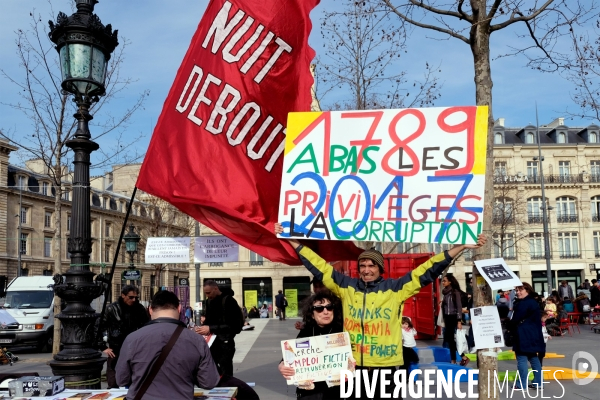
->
[2, 318, 599, 399]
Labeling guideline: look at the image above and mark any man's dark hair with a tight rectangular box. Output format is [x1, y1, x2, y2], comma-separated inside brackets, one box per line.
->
[150, 290, 179, 311]
[593, 279, 598, 284]
[204, 280, 219, 288]
[278, 290, 283, 294]
[121, 285, 139, 295]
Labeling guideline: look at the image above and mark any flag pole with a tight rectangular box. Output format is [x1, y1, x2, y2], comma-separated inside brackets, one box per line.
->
[95, 186, 138, 344]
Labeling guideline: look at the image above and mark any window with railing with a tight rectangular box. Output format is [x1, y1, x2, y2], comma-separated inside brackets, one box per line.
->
[526, 161, 538, 182]
[529, 232, 545, 259]
[558, 232, 580, 258]
[556, 197, 577, 223]
[592, 196, 600, 222]
[250, 251, 264, 265]
[493, 198, 514, 224]
[558, 161, 570, 179]
[493, 233, 515, 260]
[527, 197, 544, 223]
[594, 232, 600, 257]
[494, 161, 507, 177]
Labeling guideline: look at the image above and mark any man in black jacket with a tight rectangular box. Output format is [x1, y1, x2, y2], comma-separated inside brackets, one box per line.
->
[102, 285, 150, 388]
[196, 280, 241, 376]
[275, 290, 287, 321]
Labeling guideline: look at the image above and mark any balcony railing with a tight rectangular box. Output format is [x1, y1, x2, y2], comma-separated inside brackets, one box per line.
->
[531, 254, 547, 260]
[528, 214, 544, 224]
[492, 216, 515, 224]
[557, 214, 578, 223]
[250, 261, 264, 266]
[593, 215, 600, 222]
[545, 174, 583, 184]
[590, 174, 600, 183]
[595, 253, 600, 258]
[559, 253, 581, 259]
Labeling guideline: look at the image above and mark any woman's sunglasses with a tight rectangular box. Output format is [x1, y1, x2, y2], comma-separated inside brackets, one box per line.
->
[312, 304, 334, 313]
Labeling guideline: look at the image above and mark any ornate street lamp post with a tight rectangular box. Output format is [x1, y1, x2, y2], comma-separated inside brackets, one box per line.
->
[48, 0, 118, 389]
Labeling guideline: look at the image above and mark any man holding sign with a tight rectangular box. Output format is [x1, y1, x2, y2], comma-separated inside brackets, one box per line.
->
[275, 223, 486, 399]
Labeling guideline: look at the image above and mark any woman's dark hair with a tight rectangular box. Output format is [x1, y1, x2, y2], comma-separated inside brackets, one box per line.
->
[301, 289, 343, 328]
[521, 282, 535, 295]
[445, 275, 461, 291]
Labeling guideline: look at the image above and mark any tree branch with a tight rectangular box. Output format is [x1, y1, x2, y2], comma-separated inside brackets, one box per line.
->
[490, 0, 555, 32]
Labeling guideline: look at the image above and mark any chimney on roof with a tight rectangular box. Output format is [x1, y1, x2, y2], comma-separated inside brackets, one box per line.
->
[495, 118, 505, 127]
[542, 117, 565, 128]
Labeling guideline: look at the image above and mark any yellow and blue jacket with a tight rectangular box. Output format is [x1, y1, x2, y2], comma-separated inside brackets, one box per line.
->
[297, 245, 452, 367]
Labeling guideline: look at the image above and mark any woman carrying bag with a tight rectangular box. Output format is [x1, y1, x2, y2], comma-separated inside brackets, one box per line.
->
[441, 275, 470, 365]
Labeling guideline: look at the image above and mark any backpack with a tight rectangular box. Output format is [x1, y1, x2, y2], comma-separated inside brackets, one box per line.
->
[221, 295, 244, 335]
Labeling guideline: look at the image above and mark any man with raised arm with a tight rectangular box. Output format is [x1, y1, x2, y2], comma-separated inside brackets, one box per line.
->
[275, 223, 486, 400]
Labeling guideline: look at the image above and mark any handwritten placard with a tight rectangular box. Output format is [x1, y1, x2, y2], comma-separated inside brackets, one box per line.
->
[281, 332, 352, 387]
[145, 237, 190, 264]
[277, 107, 488, 244]
[470, 306, 505, 349]
[194, 236, 239, 262]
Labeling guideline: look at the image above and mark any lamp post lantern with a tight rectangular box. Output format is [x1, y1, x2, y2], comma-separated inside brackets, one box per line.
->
[124, 224, 140, 269]
[48, 0, 118, 389]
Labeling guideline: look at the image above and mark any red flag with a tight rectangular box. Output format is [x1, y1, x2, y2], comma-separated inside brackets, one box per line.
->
[137, 0, 361, 264]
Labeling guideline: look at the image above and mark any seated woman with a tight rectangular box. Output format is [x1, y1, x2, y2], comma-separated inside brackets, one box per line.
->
[278, 289, 345, 400]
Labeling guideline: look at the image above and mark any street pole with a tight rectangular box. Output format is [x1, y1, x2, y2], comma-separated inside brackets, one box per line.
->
[536, 106, 553, 294]
[17, 185, 22, 277]
[195, 221, 200, 303]
[48, 0, 119, 389]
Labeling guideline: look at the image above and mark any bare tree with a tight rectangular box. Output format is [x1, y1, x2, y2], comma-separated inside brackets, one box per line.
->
[134, 193, 195, 289]
[316, 0, 441, 111]
[0, 9, 148, 354]
[491, 180, 530, 260]
[376, 0, 596, 395]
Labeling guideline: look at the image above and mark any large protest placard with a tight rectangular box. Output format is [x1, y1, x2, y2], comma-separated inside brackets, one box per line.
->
[281, 332, 352, 387]
[194, 236, 239, 263]
[145, 237, 190, 264]
[277, 107, 488, 244]
[474, 258, 522, 290]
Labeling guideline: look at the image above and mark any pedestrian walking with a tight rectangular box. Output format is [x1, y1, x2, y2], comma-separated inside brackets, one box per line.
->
[511, 283, 545, 390]
[101, 285, 149, 389]
[441, 275, 469, 365]
[590, 279, 600, 308]
[275, 290, 287, 321]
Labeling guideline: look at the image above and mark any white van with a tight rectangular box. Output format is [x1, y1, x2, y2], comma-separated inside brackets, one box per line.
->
[0, 276, 55, 352]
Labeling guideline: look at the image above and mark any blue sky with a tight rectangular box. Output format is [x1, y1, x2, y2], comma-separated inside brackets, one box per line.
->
[1, 0, 597, 172]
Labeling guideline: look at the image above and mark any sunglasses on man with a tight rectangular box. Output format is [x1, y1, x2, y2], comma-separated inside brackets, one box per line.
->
[312, 304, 334, 313]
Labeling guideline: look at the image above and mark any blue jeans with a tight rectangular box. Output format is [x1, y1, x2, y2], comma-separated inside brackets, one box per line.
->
[515, 352, 542, 389]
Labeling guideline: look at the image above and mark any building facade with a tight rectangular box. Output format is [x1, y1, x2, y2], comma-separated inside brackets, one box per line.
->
[0, 140, 190, 304]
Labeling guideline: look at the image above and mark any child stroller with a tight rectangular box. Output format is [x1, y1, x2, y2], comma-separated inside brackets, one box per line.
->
[0, 348, 18, 366]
